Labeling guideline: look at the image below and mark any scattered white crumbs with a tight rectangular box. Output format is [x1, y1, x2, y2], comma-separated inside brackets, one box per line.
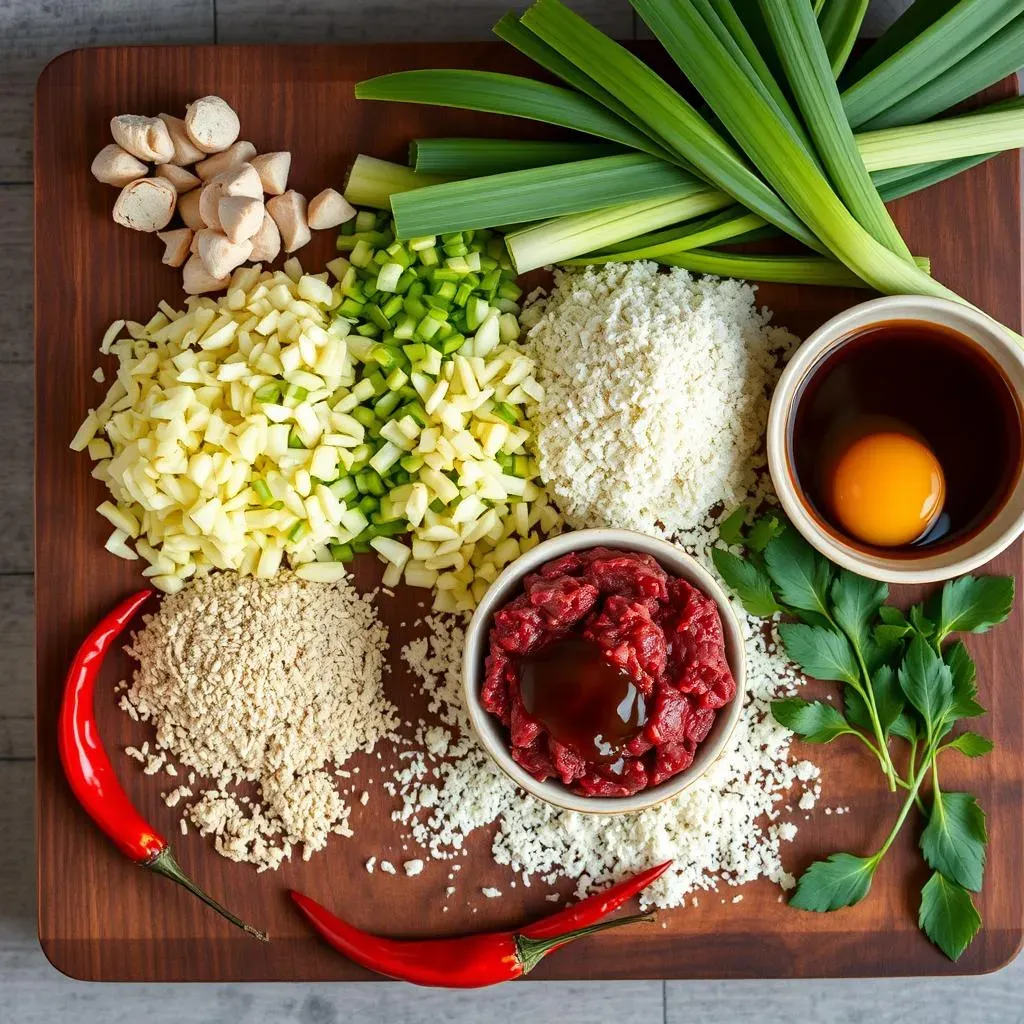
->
[360, 791, 369, 806]
[404, 859, 424, 877]
[482, 887, 502, 899]
[381, 860, 397, 875]
[365, 857, 376, 874]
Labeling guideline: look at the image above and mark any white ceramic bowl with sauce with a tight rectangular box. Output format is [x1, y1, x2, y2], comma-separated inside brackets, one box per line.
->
[767, 296, 1024, 584]
[462, 528, 747, 815]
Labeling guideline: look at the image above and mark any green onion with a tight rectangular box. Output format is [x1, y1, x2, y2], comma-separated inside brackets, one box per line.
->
[493, 12, 676, 162]
[390, 153, 702, 238]
[839, 0, 1024, 129]
[356, 70, 670, 156]
[519, 0, 823, 252]
[345, 155, 446, 210]
[856, 15, 1024, 130]
[629, 0, 956, 298]
[506, 189, 734, 273]
[409, 138, 620, 176]
[658, 249, 932, 287]
[817, 0, 870, 77]
[758, 0, 913, 263]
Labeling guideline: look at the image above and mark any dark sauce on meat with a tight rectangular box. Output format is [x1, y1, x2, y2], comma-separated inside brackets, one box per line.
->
[520, 638, 647, 767]
[789, 320, 1023, 557]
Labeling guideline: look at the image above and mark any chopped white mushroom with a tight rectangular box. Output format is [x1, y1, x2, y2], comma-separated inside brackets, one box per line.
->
[196, 229, 253, 279]
[182, 253, 229, 294]
[110, 114, 175, 164]
[195, 140, 257, 181]
[250, 151, 291, 196]
[217, 162, 263, 199]
[155, 163, 201, 193]
[158, 113, 206, 165]
[184, 95, 240, 154]
[112, 177, 177, 232]
[178, 188, 205, 230]
[90, 144, 148, 187]
[266, 190, 311, 253]
[218, 195, 263, 244]
[248, 209, 282, 263]
[308, 188, 357, 231]
[157, 228, 193, 268]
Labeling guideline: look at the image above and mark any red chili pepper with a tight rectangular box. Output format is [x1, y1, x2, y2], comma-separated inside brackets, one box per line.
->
[290, 862, 669, 987]
[58, 590, 267, 941]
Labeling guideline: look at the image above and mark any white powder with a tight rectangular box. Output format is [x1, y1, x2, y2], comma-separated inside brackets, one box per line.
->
[396, 534, 819, 909]
[520, 263, 797, 534]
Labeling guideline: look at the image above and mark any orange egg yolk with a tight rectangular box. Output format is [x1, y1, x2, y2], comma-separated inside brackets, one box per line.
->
[829, 431, 946, 548]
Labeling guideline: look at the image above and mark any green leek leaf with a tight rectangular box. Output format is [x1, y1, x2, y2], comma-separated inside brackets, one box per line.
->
[409, 138, 621, 177]
[818, 0, 870, 78]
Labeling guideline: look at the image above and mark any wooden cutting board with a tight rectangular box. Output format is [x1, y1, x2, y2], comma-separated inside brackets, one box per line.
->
[35, 43, 1024, 982]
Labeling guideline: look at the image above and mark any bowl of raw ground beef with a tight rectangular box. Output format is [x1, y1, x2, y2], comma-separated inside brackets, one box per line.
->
[463, 529, 746, 814]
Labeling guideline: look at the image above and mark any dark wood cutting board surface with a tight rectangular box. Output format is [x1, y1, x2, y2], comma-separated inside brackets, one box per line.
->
[35, 44, 1024, 982]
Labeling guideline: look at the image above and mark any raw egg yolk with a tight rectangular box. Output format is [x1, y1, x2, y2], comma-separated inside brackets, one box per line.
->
[829, 431, 946, 547]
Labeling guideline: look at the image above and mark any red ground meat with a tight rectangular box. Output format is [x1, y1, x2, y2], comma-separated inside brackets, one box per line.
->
[483, 548, 737, 798]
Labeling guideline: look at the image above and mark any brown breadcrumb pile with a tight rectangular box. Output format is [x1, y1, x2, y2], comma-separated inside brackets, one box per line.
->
[122, 571, 397, 870]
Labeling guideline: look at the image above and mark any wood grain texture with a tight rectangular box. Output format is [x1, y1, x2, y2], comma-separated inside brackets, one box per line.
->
[214, 0, 634, 43]
[34, 44, 1024, 984]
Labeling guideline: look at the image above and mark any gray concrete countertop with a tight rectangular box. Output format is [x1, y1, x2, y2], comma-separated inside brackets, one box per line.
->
[2, 1, 1019, 1019]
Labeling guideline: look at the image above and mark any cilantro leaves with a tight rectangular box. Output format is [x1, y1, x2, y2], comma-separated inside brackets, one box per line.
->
[712, 507, 1013, 962]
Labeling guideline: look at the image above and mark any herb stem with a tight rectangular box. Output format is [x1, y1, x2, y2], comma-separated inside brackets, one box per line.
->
[848, 665, 899, 791]
[874, 748, 934, 861]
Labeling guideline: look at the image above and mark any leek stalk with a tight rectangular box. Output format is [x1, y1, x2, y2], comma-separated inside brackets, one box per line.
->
[840, 0, 1024, 129]
[817, 0, 870, 77]
[344, 156, 447, 210]
[355, 70, 670, 158]
[410, 138, 620, 177]
[506, 190, 734, 273]
[390, 153, 702, 238]
[659, 249, 932, 287]
[759, 0, 912, 263]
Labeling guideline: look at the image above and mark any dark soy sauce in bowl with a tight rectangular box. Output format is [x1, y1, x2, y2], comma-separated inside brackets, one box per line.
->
[788, 321, 1023, 557]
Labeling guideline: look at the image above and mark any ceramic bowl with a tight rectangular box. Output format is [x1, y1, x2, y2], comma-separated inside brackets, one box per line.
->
[462, 528, 746, 815]
[767, 295, 1024, 584]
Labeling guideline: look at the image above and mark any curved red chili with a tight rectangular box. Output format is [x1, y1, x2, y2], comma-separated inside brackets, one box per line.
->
[291, 862, 669, 986]
[58, 589, 267, 941]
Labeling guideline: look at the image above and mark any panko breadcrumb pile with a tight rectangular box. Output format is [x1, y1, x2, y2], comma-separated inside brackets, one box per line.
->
[121, 571, 397, 870]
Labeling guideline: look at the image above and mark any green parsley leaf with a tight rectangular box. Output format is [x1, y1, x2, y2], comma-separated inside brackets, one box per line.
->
[874, 623, 912, 655]
[935, 576, 1015, 640]
[832, 570, 887, 672]
[870, 664, 905, 736]
[945, 641, 985, 719]
[747, 513, 785, 553]
[844, 687, 870, 731]
[779, 623, 860, 685]
[898, 634, 954, 732]
[919, 872, 982, 961]
[717, 506, 748, 547]
[764, 527, 833, 622]
[909, 603, 935, 639]
[889, 710, 919, 742]
[771, 698, 850, 743]
[920, 792, 987, 892]
[878, 606, 909, 627]
[946, 732, 994, 757]
[711, 548, 783, 618]
[790, 853, 877, 912]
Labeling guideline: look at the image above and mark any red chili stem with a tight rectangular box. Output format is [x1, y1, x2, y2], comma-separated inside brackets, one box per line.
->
[58, 590, 267, 942]
[291, 890, 652, 987]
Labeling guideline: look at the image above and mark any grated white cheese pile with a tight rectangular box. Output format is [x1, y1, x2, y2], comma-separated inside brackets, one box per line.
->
[393, 540, 820, 908]
[121, 571, 398, 870]
[520, 263, 798, 535]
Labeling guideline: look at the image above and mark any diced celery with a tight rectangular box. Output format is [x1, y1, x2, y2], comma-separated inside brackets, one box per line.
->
[376, 263, 404, 292]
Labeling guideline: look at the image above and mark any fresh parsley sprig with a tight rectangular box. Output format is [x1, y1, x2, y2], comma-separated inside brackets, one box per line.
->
[712, 509, 1014, 962]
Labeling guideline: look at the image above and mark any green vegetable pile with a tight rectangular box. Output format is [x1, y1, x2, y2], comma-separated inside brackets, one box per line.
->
[713, 508, 1014, 961]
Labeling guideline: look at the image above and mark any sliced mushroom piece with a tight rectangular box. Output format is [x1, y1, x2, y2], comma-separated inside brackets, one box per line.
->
[184, 96, 240, 154]
[158, 113, 206, 166]
[196, 229, 253, 279]
[266, 190, 311, 253]
[110, 115, 175, 164]
[308, 188, 357, 231]
[178, 188, 205, 230]
[91, 144, 149, 188]
[182, 253, 229, 295]
[218, 195, 264, 244]
[155, 163, 202, 194]
[248, 209, 282, 263]
[251, 151, 292, 196]
[112, 177, 177, 232]
[157, 228, 193, 268]
[195, 141, 258, 181]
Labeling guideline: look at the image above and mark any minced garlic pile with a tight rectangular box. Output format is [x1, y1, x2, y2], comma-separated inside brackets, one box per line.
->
[121, 571, 397, 870]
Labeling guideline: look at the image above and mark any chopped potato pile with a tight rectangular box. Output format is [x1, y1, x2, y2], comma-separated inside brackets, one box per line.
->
[72, 257, 559, 608]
